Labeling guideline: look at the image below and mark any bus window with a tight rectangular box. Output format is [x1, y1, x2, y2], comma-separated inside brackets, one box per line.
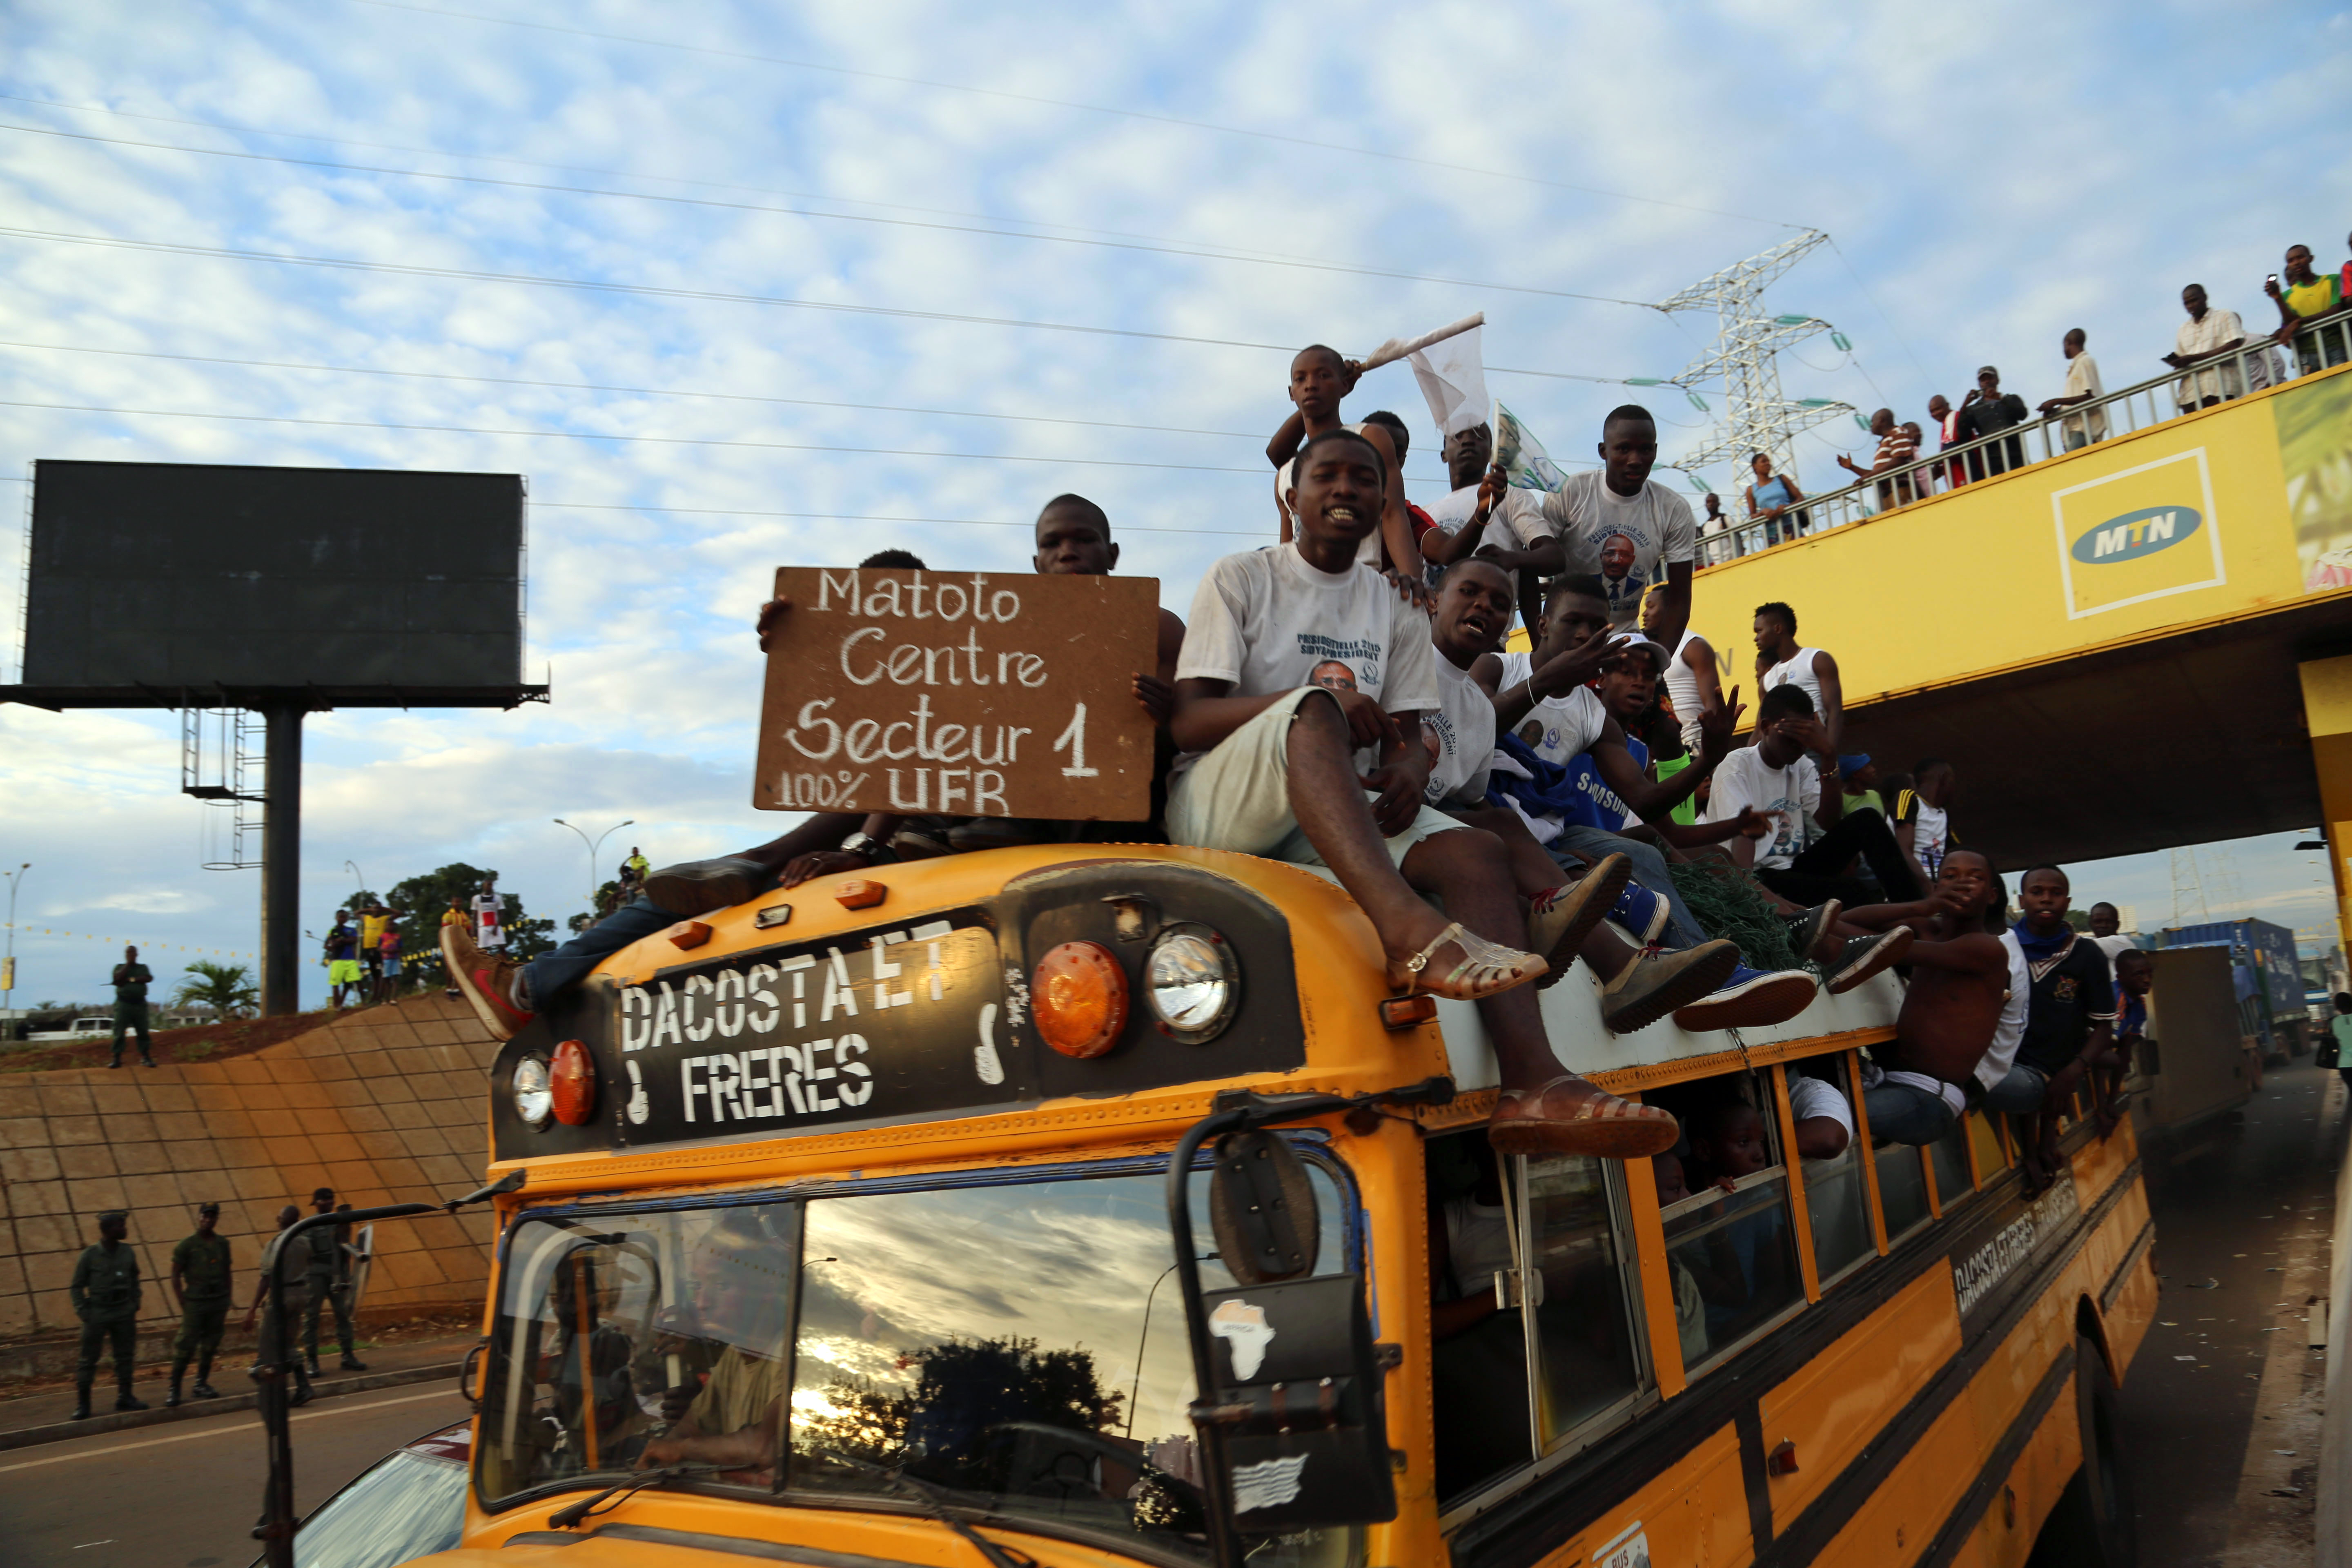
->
[1655, 1076, 1806, 1372]
[1787, 1058, 1872, 1287]
[1966, 1109, 2008, 1184]
[1525, 1154, 1644, 1451]
[1927, 1120, 1974, 1213]
[1874, 1140, 1933, 1241]
[1429, 1130, 1533, 1503]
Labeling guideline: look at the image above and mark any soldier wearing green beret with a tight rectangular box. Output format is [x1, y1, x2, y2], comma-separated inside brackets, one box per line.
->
[68, 1212, 146, 1419]
[166, 1202, 234, 1407]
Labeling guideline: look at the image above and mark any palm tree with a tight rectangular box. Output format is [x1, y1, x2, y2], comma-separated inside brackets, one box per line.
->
[176, 961, 258, 1019]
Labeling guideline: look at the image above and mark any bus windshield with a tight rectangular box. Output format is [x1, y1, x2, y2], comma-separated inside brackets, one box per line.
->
[477, 1163, 1357, 1566]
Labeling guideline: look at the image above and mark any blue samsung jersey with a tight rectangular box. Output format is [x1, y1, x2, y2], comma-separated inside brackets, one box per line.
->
[1558, 735, 1647, 832]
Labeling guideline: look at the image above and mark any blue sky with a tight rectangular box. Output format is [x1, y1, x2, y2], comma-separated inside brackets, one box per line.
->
[2, 1, 2349, 1008]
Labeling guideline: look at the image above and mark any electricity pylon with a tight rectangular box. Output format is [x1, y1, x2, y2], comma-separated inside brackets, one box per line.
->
[1659, 229, 1857, 483]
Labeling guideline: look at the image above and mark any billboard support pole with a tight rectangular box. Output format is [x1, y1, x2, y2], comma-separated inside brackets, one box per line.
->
[259, 704, 303, 1017]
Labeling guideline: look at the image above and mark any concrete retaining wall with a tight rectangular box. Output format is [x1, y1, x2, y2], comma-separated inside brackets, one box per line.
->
[0, 995, 499, 1368]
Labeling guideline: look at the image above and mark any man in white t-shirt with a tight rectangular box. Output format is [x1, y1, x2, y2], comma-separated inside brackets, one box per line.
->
[1538, 406, 1697, 646]
[2085, 903, 2136, 968]
[1169, 427, 1675, 1160]
[1417, 424, 1559, 634]
[1701, 685, 1922, 908]
[1893, 759, 1957, 891]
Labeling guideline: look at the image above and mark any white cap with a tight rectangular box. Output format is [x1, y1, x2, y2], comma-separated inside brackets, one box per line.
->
[1606, 632, 1673, 673]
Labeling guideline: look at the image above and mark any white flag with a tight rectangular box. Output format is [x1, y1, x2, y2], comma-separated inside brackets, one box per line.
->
[1409, 325, 1490, 440]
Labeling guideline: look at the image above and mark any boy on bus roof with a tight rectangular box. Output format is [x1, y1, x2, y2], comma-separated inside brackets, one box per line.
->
[1982, 866, 2115, 1190]
[1165, 427, 1676, 1160]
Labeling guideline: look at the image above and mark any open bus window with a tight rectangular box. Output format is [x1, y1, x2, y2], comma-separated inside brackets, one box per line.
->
[1652, 1073, 1805, 1373]
[477, 1202, 799, 1502]
[1427, 1131, 1647, 1508]
[1788, 1058, 1873, 1287]
[1874, 1138, 1933, 1241]
[1927, 1118, 1975, 1212]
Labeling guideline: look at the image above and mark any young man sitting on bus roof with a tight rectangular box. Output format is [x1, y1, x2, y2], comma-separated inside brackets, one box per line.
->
[1422, 556, 1747, 1032]
[1982, 866, 2116, 1191]
[2097, 947, 2153, 1137]
[1834, 849, 2013, 1146]
[443, 521, 1182, 1040]
[1167, 426, 1676, 1159]
[1477, 576, 1831, 1031]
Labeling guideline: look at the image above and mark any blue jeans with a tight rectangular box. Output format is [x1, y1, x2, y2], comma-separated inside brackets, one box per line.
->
[1981, 1061, 2050, 1116]
[518, 896, 675, 1010]
[1864, 1081, 1957, 1145]
[1546, 824, 1710, 951]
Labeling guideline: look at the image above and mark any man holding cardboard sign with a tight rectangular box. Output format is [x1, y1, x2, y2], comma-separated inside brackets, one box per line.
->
[1168, 426, 1679, 1161]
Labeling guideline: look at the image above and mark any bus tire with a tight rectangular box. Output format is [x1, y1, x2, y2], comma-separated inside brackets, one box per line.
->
[2028, 1334, 2137, 1567]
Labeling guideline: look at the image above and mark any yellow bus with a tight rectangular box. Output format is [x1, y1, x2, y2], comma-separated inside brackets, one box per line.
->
[379, 839, 2152, 1568]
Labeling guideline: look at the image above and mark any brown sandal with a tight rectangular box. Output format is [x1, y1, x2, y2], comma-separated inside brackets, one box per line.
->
[1385, 921, 1545, 1002]
[1488, 1076, 1680, 1159]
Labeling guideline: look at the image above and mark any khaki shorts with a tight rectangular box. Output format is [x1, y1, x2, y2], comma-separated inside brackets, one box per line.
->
[1166, 687, 1468, 869]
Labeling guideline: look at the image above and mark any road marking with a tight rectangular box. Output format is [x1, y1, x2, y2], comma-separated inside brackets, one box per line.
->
[0, 1388, 461, 1474]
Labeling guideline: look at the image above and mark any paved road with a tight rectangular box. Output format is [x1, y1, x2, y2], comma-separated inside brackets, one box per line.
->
[2122, 1058, 2343, 1566]
[0, 1384, 471, 1568]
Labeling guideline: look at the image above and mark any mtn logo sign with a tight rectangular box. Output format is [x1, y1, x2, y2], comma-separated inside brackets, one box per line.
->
[2071, 505, 2202, 564]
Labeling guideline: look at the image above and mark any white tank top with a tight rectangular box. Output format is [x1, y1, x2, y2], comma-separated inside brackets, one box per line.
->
[1761, 645, 1825, 718]
[1663, 630, 1706, 746]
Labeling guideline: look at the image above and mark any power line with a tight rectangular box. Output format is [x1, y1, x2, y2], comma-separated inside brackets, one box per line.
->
[0, 339, 1270, 443]
[344, 0, 1802, 231]
[0, 120, 1661, 310]
[0, 227, 1655, 384]
[532, 501, 1266, 537]
[0, 397, 1296, 476]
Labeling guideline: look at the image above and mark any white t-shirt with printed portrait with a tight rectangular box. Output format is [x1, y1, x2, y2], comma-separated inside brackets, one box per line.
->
[1421, 483, 1552, 557]
[1423, 655, 1498, 809]
[1176, 543, 1442, 777]
[1510, 685, 1609, 769]
[1701, 745, 1820, 869]
[1539, 470, 1699, 629]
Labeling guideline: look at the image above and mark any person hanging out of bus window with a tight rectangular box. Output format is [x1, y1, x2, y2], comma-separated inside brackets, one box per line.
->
[1980, 866, 2116, 1189]
[2096, 947, 2154, 1136]
[1837, 850, 2016, 1147]
[1679, 1093, 1797, 1341]
[1167, 428, 1675, 1159]
[1785, 1070, 1854, 1160]
[1423, 558, 1746, 1031]
[1264, 345, 1424, 581]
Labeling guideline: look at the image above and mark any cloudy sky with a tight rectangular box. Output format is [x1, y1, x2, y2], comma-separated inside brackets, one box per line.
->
[2, 2, 2348, 1009]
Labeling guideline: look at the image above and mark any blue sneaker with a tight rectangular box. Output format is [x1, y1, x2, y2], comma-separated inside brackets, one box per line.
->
[1672, 963, 1818, 1032]
[1608, 881, 1672, 945]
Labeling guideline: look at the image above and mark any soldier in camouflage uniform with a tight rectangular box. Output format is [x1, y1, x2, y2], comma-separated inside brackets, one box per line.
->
[166, 1201, 234, 1406]
[67, 1211, 147, 1419]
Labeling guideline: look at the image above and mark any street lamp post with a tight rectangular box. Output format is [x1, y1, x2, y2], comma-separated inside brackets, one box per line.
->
[2, 863, 27, 1025]
[553, 819, 635, 909]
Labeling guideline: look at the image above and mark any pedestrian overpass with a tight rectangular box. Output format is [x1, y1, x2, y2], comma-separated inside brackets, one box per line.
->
[1673, 325, 2352, 934]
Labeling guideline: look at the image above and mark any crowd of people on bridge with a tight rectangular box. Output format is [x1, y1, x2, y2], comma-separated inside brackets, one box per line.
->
[1705, 235, 2352, 558]
[438, 335, 2169, 1192]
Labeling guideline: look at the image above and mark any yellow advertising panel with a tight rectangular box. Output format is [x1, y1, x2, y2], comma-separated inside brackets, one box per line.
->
[1686, 368, 2352, 706]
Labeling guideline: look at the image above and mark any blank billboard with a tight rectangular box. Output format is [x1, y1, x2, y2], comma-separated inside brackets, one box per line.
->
[20, 460, 526, 694]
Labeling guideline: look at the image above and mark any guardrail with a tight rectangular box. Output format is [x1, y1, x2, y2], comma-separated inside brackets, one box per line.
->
[1699, 313, 2352, 564]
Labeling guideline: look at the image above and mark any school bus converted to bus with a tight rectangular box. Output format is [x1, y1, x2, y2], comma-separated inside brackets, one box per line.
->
[347, 841, 2152, 1568]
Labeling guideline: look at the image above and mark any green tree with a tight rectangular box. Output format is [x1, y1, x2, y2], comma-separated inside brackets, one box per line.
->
[175, 961, 258, 1018]
[387, 862, 559, 988]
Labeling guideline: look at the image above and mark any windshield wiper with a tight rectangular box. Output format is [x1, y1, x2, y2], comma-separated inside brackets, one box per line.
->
[802, 1446, 1038, 1568]
[546, 1463, 722, 1530]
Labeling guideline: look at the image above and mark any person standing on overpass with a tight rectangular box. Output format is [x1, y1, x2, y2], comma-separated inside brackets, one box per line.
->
[108, 944, 155, 1069]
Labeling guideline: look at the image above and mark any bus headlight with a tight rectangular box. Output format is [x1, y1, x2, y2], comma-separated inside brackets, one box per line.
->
[1145, 924, 1239, 1044]
[512, 1054, 554, 1128]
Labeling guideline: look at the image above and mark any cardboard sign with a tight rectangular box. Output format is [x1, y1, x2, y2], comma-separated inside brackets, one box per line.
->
[755, 566, 1158, 820]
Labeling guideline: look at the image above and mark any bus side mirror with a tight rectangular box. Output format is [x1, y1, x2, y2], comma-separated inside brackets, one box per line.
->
[1207, 1129, 1318, 1285]
[1193, 1273, 1397, 1531]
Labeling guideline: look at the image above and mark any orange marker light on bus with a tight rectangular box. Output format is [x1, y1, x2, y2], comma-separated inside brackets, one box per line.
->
[666, 920, 713, 950]
[1032, 941, 1129, 1058]
[550, 1038, 597, 1126]
[835, 880, 888, 911]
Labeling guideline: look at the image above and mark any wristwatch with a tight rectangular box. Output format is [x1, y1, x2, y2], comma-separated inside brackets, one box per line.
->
[840, 831, 898, 864]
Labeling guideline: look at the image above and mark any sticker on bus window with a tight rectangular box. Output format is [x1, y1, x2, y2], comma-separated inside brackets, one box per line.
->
[1591, 1520, 1650, 1568]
